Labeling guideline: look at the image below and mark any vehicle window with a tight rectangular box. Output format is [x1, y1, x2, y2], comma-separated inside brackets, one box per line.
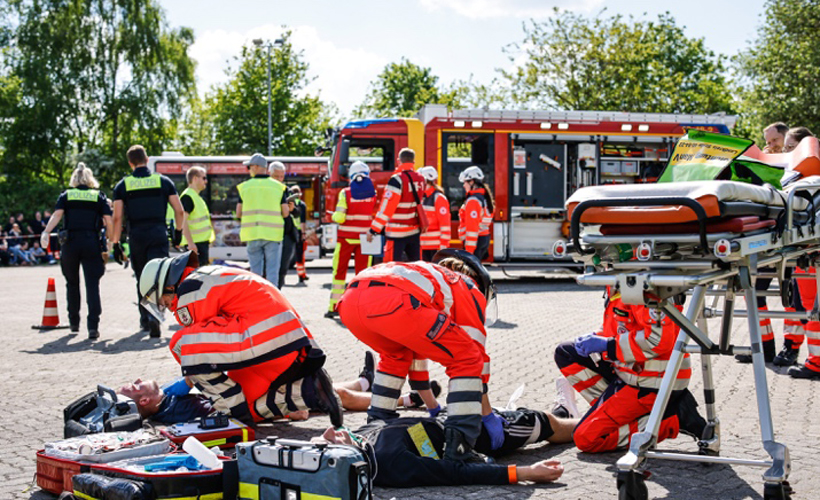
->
[338, 138, 395, 176]
[441, 133, 495, 220]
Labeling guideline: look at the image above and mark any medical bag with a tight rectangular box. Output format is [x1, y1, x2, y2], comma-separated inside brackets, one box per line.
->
[64, 384, 142, 438]
[159, 416, 255, 450]
[236, 437, 372, 500]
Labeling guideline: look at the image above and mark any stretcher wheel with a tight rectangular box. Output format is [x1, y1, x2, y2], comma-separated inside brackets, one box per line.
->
[781, 279, 794, 309]
[763, 481, 792, 500]
[617, 471, 648, 500]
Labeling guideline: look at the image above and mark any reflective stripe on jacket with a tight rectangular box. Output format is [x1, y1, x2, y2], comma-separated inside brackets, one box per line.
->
[335, 188, 376, 242]
[181, 187, 214, 245]
[458, 189, 491, 253]
[370, 163, 425, 238]
[421, 188, 451, 251]
[237, 177, 286, 242]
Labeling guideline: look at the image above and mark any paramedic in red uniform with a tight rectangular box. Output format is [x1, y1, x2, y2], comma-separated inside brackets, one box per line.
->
[457, 166, 494, 260]
[337, 249, 504, 461]
[137, 252, 343, 427]
[789, 267, 820, 379]
[553, 290, 707, 453]
[326, 161, 377, 318]
[418, 166, 451, 262]
[365, 148, 425, 262]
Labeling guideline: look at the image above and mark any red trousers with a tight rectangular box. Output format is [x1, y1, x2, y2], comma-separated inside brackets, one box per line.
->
[330, 238, 371, 312]
[796, 268, 820, 372]
[574, 380, 680, 453]
[228, 353, 299, 421]
[338, 284, 484, 381]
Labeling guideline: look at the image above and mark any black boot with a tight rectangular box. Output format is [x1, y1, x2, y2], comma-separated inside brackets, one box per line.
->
[358, 351, 375, 392]
[407, 380, 442, 408]
[788, 364, 820, 380]
[735, 339, 775, 364]
[148, 320, 161, 338]
[309, 368, 344, 428]
[773, 340, 800, 367]
[676, 390, 707, 439]
[443, 427, 481, 462]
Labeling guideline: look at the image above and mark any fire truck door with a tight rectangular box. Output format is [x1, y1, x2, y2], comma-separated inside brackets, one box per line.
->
[510, 143, 566, 210]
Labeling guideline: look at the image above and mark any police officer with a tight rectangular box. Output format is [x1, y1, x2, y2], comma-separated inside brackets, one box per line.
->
[111, 145, 183, 338]
[40, 163, 113, 340]
[179, 166, 213, 264]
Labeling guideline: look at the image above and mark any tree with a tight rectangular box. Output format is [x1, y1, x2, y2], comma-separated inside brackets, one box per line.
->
[204, 31, 335, 156]
[502, 9, 734, 114]
[354, 58, 462, 118]
[734, 0, 820, 142]
[2, 0, 196, 198]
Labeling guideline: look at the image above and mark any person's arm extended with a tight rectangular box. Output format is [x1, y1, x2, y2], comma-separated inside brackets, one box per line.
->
[40, 210, 64, 248]
[112, 200, 124, 243]
[102, 215, 113, 248]
[169, 194, 185, 234]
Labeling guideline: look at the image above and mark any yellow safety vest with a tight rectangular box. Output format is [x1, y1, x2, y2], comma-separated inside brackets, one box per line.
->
[181, 187, 214, 246]
[237, 177, 286, 242]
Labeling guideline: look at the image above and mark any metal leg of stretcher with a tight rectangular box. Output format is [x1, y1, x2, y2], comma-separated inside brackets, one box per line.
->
[739, 265, 791, 494]
[697, 312, 720, 457]
[615, 285, 707, 472]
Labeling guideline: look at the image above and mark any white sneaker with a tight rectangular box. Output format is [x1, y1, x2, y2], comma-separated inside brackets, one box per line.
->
[552, 377, 580, 418]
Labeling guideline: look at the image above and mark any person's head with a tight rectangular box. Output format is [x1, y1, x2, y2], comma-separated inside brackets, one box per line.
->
[35, 211, 42, 221]
[243, 153, 268, 175]
[419, 166, 443, 191]
[8, 216, 14, 225]
[763, 122, 788, 153]
[348, 161, 371, 182]
[186, 165, 208, 192]
[432, 248, 497, 326]
[126, 145, 149, 169]
[11, 223, 19, 233]
[459, 165, 495, 212]
[138, 252, 199, 320]
[398, 147, 415, 165]
[784, 126, 816, 153]
[118, 378, 163, 417]
[288, 185, 302, 198]
[269, 161, 286, 182]
[69, 162, 100, 189]
[33, 241, 40, 249]
[16, 212, 24, 221]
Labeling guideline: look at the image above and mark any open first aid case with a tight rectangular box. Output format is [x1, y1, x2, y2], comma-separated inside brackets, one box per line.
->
[160, 418, 255, 450]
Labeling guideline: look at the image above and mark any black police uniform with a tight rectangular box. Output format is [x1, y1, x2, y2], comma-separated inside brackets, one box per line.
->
[113, 166, 177, 335]
[54, 185, 112, 335]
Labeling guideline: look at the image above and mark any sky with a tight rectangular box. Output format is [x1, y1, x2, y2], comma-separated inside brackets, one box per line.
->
[160, 0, 767, 118]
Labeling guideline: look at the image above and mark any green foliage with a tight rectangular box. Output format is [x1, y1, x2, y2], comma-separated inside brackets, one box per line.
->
[202, 31, 335, 156]
[734, 0, 820, 143]
[502, 9, 734, 114]
[354, 58, 462, 118]
[2, 0, 196, 198]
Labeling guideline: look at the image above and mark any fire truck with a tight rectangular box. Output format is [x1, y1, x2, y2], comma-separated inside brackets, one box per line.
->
[148, 154, 328, 261]
[320, 104, 737, 269]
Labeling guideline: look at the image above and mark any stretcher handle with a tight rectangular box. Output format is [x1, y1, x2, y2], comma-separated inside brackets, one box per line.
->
[570, 196, 710, 255]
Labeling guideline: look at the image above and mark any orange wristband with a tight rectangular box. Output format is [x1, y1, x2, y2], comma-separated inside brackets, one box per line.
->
[508, 464, 518, 484]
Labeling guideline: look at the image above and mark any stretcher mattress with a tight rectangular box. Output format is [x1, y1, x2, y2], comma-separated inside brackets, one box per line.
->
[566, 181, 807, 225]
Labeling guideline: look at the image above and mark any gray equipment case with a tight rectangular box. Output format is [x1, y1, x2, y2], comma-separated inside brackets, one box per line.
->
[236, 437, 372, 500]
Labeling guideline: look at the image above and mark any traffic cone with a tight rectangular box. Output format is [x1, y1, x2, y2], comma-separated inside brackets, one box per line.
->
[31, 278, 69, 330]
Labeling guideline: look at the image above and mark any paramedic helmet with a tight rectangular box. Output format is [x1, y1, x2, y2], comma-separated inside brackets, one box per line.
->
[138, 251, 195, 322]
[419, 166, 438, 182]
[348, 161, 370, 181]
[432, 248, 498, 327]
[458, 165, 484, 183]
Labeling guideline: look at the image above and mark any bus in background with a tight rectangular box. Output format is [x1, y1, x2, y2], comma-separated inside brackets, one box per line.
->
[148, 153, 328, 261]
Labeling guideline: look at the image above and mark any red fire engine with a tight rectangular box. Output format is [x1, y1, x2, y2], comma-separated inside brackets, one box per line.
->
[320, 104, 737, 269]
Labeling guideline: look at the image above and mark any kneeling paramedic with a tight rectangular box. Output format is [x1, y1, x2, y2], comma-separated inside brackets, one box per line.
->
[138, 252, 343, 427]
[317, 404, 577, 487]
[553, 289, 707, 453]
[337, 249, 503, 461]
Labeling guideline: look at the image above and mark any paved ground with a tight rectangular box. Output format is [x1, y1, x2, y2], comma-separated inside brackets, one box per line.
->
[3, 260, 819, 499]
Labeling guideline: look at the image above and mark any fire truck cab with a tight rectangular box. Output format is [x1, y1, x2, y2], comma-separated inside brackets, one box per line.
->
[322, 104, 737, 268]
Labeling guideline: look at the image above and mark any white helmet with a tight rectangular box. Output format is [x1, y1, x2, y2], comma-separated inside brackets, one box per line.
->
[348, 161, 370, 181]
[419, 166, 438, 182]
[458, 165, 484, 183]
[138, 252, 194, 321]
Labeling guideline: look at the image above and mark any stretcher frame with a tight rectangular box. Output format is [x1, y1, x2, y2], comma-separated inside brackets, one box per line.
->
[566, 183, 820, 500]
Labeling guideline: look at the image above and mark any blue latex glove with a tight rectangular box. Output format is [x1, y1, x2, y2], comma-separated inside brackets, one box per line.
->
[482, 412, 505, 450]
[575, 333, 609, 357]
[428, 404, 442, 418]
[162, 377, 191, 397]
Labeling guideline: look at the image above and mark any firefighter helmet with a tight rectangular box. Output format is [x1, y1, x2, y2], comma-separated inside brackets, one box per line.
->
[138, 251, 195, 320]
[419, 166, 438, 182]
[458, 165, 484, 183]
[348, 161, 370, 181]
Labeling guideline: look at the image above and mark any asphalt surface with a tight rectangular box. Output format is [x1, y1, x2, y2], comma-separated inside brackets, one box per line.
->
[3, 259, 818, 499]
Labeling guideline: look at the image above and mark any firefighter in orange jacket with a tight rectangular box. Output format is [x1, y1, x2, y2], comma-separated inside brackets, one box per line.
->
[419, 166, 451, 262]
[138, 252, 343, 427]
[458, 166, 494, 260]
[337, 249, 502, 461]
[366, 147, 425, 262]
[553, 291, 706, 453]
[326, 161, 377, 318]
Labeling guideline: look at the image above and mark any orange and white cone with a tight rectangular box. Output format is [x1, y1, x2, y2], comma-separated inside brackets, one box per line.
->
[32, 277, 68, 330]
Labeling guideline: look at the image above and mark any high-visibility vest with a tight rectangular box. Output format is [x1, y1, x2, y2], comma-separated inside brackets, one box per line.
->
[420, 188, 451, 251]
[370, 163, 425, 238]
[180, 187, 214, 246]
[458, 189, 492, 252]
[237, 177, 286, 242]
[335, 188, 376, 241]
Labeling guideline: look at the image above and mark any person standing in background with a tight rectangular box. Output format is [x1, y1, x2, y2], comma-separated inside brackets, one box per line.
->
[179, 166, 213, 264]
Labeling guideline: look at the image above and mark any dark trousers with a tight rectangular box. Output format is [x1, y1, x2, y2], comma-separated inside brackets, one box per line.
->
[129, 225, 169, 327]
[474, 235, 490, 261]
[279, 235, 298, 288]
[421, 249, 437, 262]
[60, 233, 105, 330]
[384, 233, 421, 262]
[195, 242, 210, 265]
